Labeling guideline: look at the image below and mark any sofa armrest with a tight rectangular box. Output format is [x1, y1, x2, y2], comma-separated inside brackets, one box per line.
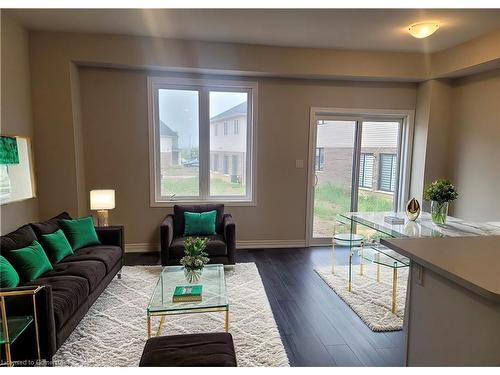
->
[0, 285, 57, 361]
[223, 214, 236, 265]
[160, 215, 174, 266]
[95, 225, 124, 249]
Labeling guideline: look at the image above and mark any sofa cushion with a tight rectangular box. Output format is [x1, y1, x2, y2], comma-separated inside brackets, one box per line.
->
[60, 245, 122, 272]
[0, 255, 20, 288]
[31, 212, 72, 237]
[139, 333, 237, 367]
[184, 210, 217, 236]
[8, 240, 54, 282]
[41, 260, 107, 292]
[40, 229, 74, 263]
[0, 224, 38, 257]
[22, 275, 89, 331]
[60, 217, 101, 251]
[170, 235, 227, 259]
[173, 204, 224, 237]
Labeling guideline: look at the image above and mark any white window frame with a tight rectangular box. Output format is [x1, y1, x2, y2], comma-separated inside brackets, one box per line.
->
[148, 76, 258, 207]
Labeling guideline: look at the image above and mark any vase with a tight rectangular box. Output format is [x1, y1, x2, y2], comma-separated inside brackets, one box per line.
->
[431, 201, 449, 225]
[405, 197, 421, 221]
[184, 267, 203, 283]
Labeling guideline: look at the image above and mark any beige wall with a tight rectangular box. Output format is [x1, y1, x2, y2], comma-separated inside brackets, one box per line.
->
[410, 79, 453, 211]
[78, 67, 416, 246]
[0, 15, 39, 234]
[14, 22, 500, 244]
[448, 69, 500, 221]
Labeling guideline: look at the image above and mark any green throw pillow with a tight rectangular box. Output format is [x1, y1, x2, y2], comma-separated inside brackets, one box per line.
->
[41, 229, 74, 263]
[60, 216, 100, 251]
[0, 255, 20, 288]
[8, 241, 53, 282]
[184, 210, 217, 236]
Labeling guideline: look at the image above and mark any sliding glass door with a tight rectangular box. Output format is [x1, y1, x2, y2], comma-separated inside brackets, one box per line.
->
[309, 114, 404, 241]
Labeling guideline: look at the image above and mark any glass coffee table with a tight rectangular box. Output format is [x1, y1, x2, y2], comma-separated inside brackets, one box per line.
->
[147, 264, 229, 338]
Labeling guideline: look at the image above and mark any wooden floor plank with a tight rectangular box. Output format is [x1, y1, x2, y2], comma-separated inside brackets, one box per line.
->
[326, 344, 363, 366]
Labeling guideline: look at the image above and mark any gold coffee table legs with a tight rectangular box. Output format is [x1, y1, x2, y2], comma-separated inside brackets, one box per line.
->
[156, 316, 165, 336]
[147, 308, 230, 338]
[225, 310, 229, 332]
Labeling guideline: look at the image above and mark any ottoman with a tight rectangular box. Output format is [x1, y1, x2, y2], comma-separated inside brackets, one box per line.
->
[139, 333, 237, 367]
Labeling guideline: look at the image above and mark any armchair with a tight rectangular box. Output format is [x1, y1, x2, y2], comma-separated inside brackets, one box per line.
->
[160, 204, 236, 266]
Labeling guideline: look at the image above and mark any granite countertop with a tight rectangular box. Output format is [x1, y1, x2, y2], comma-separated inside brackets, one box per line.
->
[381, 236, 500, 303]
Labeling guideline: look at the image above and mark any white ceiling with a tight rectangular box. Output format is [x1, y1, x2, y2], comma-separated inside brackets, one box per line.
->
[6, 9, 500, 53]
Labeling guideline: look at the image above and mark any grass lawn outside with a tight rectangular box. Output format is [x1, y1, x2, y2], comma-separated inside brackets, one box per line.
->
[161, 167, 245, 197]
[313, 182, 393, 238]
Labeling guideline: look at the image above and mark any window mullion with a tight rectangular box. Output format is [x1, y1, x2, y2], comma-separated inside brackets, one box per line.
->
[199, 88, 210, 199]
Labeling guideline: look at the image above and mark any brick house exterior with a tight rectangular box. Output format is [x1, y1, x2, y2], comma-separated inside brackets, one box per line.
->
[315, 121, 399, 194]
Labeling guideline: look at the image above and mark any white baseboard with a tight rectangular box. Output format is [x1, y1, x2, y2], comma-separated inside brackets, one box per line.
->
[125, 240, 306, 253]
[125, 243, 159, 253]
[236, 240, 306, 249]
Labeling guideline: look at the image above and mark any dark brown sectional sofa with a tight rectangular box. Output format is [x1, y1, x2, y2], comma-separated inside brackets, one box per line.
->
[0, 212, 124, 364]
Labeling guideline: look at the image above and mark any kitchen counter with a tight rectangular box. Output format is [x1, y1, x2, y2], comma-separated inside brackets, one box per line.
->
[380, 235, 500, 366]
[381, 236, 500, 302]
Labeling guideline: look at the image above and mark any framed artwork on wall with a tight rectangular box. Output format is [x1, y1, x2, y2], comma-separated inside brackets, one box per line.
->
[0, 135, 36, 205]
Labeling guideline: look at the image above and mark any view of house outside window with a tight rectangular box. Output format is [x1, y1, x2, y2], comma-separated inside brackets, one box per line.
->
[210, 91, 248, 196]
[151, 78, 255, 203]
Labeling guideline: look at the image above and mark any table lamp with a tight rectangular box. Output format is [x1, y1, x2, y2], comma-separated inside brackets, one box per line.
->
[90, 189, 115, 227]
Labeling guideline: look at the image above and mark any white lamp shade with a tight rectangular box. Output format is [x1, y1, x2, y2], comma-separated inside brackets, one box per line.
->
[90, 190, 115, 210]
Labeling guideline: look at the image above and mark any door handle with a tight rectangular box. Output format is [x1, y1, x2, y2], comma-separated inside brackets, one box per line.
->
[314, 174, 319, 187]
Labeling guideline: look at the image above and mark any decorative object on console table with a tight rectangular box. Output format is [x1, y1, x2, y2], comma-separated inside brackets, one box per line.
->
[90, 189, 115, 226]
[180, 237, 210, 283]
[405, 198, 421, 221]
[423, 179, 458, 225]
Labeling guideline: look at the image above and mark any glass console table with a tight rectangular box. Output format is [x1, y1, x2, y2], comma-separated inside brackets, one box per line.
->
[0, 286, 43, 367]
[333, 211, 500, 314]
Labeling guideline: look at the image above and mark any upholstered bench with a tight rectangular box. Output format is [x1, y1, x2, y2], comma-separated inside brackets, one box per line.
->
[139, 333, 237, 367]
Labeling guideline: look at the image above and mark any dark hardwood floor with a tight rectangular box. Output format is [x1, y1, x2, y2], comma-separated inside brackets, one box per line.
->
[125, 246, 405, 367]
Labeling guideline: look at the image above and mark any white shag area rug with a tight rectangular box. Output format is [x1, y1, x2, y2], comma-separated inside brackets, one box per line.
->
[315, 264, 408, 332]
[53, 263, 289, 367]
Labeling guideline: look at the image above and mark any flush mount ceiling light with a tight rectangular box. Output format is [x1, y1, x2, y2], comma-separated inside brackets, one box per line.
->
[408, 22, 440, 39]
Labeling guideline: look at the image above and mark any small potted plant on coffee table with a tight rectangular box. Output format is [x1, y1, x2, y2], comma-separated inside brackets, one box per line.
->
[180, 237, 210, 283]
[423, 179, 459, 225]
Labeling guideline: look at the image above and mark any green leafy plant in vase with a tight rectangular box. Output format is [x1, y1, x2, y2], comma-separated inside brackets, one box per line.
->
[423, 179, 458, 225]
[180, 237, 210, 283]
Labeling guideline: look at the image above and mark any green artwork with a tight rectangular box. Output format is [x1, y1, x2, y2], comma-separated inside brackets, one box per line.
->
[0, 136, 19, 165]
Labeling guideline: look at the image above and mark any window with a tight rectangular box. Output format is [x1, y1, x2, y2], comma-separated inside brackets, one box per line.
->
[0, 136, 36, 205]
[379, 153, 397, 192]
[359, 153, 374, 188]
[149, 77, 257, 204]
[315, 147, 325, 171]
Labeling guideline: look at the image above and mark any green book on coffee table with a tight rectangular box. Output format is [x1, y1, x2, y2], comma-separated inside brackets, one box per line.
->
[172, 285, 203, 302]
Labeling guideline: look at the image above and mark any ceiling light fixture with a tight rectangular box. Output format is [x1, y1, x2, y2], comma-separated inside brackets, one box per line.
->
[408, 22, 440, 39]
